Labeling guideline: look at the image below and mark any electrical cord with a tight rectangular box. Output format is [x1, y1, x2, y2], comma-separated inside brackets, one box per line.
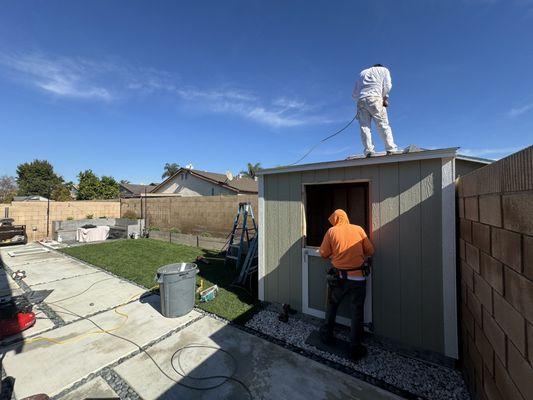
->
[24, 281, 254, 398]
[288, 114, 357, 166]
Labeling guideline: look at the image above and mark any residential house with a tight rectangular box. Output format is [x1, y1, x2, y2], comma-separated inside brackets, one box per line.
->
[150, 168, 258, 196]
[119, 183, 158, 198]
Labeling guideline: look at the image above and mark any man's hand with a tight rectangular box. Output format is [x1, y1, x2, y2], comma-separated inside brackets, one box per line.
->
[383, 98, 389, 107]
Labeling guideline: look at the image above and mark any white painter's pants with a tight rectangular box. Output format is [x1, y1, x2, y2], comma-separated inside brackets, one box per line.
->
[356, 97, 398, 154]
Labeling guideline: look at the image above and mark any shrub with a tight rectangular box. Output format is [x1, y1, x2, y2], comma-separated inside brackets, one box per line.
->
[66, 217, 74, 221]
[200, 231, 212, 237]
[122, 210, 138, 219]
[169, 227, 181, 234]
[149, 226, 160, 231]
[86, 214, 94, 219]
[99, 216, 107, 219]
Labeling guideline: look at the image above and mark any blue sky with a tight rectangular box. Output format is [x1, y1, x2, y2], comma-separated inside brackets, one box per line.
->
[0, 0, 532, 184]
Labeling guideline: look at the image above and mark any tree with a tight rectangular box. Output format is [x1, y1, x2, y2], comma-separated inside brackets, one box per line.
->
[162, 163, 180, 179]
[240, 162, 262, 179]
[99, 176, 120, 199]
[51, 185, 72, 201]
[0, 175, 17, 203]
[16, 159, 63, 198]
[77, 170, 101, 200]
[120, 179, 130, 184]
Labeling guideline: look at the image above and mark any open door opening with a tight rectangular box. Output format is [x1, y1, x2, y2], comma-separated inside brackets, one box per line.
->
[302, 181, 372, 327]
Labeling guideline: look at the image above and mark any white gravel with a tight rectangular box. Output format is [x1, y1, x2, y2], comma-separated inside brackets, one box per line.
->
[246, 310, 470, 400]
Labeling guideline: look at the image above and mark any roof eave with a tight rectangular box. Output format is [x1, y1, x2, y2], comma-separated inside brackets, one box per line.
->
[258, 147, 460, 176]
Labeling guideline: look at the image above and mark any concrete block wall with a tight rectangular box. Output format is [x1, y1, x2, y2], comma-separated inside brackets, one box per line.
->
[457, 146, 533, 400]
[1, 200, 120, 242]
[120, 195, 258, 237]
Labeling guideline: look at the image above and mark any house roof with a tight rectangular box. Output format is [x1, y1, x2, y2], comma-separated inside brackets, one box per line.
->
[151, 168, 258, 194]
[257, 147, 492, 176]
[120, 183, 158, 195]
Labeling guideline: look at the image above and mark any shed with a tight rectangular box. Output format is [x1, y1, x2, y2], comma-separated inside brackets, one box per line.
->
[257, 148, 490, 359]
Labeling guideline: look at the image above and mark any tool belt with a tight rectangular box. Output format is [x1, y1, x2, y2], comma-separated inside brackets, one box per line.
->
[326, 262, 370, 287]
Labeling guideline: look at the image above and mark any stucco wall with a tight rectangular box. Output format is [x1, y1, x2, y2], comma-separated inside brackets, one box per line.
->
[1, 200, 120, 242]
[457, 146, 533, 400]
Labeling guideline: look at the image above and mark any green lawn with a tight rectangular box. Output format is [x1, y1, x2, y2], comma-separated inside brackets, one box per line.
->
[60, 239, 258, 322]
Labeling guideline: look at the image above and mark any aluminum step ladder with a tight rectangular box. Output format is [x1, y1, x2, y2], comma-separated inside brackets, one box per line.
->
[224, 202, 257, 272]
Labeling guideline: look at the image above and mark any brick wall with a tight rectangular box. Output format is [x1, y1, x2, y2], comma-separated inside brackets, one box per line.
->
[120, 194, 258, 237]
[457, 146, 533, 400]
[1, 200, 120, 242]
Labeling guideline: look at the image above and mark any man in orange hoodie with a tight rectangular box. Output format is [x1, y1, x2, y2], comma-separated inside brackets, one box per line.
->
[319, 209, 374, 360]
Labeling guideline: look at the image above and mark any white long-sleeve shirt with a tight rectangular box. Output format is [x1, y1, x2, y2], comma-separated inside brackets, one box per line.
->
[352, 66, 392, 101]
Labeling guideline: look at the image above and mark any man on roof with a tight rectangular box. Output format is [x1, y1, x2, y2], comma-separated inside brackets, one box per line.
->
[319, 209, 374, 361]
[353, 64, 402, 157]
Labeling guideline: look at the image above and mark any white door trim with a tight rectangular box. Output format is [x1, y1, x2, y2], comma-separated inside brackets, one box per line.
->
[301, 247, 372, 327]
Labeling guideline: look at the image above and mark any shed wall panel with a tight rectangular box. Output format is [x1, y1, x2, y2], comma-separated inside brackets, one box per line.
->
[262, 158, 446, 354]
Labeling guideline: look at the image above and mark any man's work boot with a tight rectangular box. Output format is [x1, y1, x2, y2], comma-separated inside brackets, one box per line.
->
[350, 344, 368, 361]
[364, 151, 376, 158]
[386, 149, 403, 155]
[319, 325, 334, 345]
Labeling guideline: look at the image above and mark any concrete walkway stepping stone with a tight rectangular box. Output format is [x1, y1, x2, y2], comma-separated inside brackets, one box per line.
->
[1, 295, 200, 398]
[60, 377, 118, 399]
[35, 271, 148, 322]
[12, 258, 100, 286]
[114, 316, 403, 400]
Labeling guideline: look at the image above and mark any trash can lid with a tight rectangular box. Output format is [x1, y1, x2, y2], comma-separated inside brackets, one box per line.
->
[157, 263, 197, 275]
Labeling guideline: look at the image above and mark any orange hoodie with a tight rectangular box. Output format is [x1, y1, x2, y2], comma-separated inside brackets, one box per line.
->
[319, 209, 374, 278]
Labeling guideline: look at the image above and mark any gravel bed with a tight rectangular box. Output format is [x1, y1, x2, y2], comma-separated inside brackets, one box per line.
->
[246, 310, 470, 400]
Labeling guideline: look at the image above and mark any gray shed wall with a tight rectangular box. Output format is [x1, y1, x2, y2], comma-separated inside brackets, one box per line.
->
[262, 159, 446, 354]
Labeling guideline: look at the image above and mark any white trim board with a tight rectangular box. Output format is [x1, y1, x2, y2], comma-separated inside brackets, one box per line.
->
[442, 158, 458, 359]
[258, 148, 459, 176]
[257, 175, 265, 301]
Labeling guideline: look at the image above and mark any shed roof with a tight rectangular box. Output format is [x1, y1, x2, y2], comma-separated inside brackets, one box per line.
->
[258, 147, 492, 176]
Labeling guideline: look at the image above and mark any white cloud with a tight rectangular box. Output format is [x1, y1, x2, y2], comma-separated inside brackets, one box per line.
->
[176, 88, 336, 128]
[0, 53, 112, 100]
[0, 52, 337, 128]
[507, 102, 533, 117]
[460, 147, 521, 159]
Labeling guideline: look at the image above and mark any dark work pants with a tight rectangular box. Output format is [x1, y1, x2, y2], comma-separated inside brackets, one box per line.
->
[321, 279, 366, 349]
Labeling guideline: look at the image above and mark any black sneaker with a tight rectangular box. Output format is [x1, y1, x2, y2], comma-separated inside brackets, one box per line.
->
[319, 327, 334, 345]
[350, 344, 368, 361]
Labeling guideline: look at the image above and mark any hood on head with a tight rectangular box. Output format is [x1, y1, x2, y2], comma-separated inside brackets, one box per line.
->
[328, 209, 350, 226]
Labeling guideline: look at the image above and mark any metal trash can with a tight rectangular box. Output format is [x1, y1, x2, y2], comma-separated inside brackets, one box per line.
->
[156, 263, 198, 318]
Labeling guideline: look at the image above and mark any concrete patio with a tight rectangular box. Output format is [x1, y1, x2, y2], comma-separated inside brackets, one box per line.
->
[0, 243, 403, 399]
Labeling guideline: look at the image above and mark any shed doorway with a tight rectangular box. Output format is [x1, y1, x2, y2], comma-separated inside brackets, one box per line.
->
[302, 181, 372, 327]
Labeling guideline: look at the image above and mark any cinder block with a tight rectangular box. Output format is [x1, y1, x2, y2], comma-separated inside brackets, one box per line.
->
[459, 238, 466, 261]
[491, 228, 522, 272]
[483, 366, 503, 400]
[465, 196, 479, 221]
[468, 289, 483, 326]
[524, 235, 533, 281]
[481, 252, 504, 295]
[494, 356, 524, 400]
[504, 267, 533, 324]
[528, 322, 533, 366]
[475, 323, 495, 376]
[473, 222, 491, 254]
[461, 218, 473, 243]
[466, 242, 481, 272]
[479, 194, 502, 227]
[475, 273, 493, 312]
[462, 302, 475, 336]
[503, 193, 533, 236]
[493, 292, 526, 356]
[507, 340, 533, 400]
[458, 197, 465, 218]
[462, 261, 474, 289]
[469, 333, 484, 382]
[483, 308, 506, 364]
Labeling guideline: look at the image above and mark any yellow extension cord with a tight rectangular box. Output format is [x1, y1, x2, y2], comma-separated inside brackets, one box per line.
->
[24, 285, 159, 346]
